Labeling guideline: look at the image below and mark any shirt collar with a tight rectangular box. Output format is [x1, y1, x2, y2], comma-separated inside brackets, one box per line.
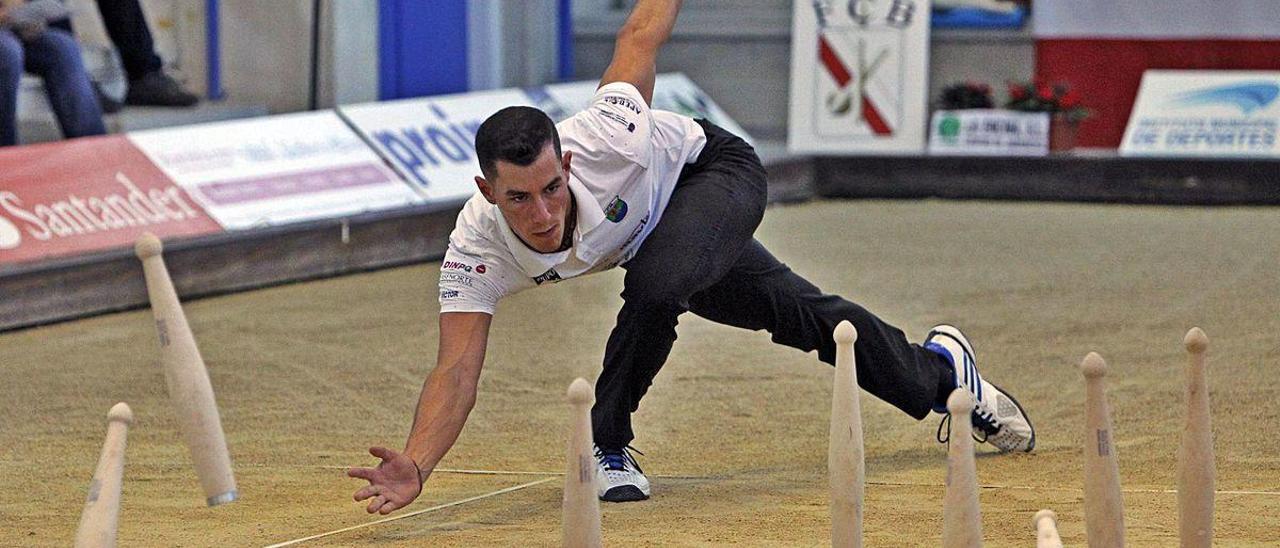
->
[495, 173, 603, 276]
[569, 173, 605, 234]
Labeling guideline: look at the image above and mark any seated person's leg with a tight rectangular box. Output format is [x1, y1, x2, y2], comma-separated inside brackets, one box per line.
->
[22, 29, 106, 139]
[94, 0, 162, 79]
[0, 31, 24, 146]
[95, 0, 198, 107]
[44, 17, 122, 114]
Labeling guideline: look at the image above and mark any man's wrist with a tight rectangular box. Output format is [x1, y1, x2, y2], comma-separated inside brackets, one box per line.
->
[413, 459, 429, 487]
[406, 450, 430, 485]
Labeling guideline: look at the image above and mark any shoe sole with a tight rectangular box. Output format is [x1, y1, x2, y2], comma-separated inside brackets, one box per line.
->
[930, 325, 1036, 453]
[985, 379, 1037, 452]
[600, 485, 650, 502]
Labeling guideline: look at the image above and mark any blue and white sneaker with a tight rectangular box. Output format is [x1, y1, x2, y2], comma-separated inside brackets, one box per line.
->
[924, 325, 1036, 452]
[594, 445, 651, 502]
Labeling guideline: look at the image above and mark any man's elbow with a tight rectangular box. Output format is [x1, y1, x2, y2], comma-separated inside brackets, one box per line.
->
[431, 360, 482, 397]
[615, 23, 666, 54]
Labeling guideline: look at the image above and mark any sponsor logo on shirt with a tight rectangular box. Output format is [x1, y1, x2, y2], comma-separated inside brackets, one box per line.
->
[441, 290, 460, 299]
[604, 196, 628, 223]
[596, 108, 636, 133]
[603, 95, 642, 114]
[621, 213, 650, 249]
[440, 273, 474, 287]
[442, 260, 473, 273]
[533, 268, 562, 285]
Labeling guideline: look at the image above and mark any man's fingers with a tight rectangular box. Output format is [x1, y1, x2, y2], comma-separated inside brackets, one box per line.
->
[366, 495, 387, 514]
[369, 446, 397, 461]
[347, 467, 377, 481]
[353, 484, 379, 501]
[378, 500, 400, 515]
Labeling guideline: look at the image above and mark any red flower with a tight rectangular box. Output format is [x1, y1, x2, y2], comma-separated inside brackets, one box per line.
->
[1036, 83, 1054, 101]
[1009, 84, 1028, 101]
[1060, 89, 1082, 109]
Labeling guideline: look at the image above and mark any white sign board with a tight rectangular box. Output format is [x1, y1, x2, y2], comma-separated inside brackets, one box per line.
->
[340, 89, 537, 204]
[128, 111, 422, 230]
[1121, 71, 1280, 158]
[538, 73, 754, 146]
[344, 76, 756, 204]
[928, 110, 1049, 156]
[788, 0, 932, 155]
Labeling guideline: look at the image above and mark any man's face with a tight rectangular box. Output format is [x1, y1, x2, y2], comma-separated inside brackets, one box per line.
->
[476, 144, 574, 254]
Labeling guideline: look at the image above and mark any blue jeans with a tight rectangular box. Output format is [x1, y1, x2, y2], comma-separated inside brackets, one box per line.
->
[0, 28, 107, 147]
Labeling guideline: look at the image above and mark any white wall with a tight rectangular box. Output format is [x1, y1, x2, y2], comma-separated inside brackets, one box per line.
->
[320, 0, 380, 107]
[69, 0, 376, 113]
[218, 0, 314, 112]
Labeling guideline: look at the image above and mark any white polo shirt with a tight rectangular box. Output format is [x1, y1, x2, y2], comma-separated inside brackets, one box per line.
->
[437, 82, 708, 315]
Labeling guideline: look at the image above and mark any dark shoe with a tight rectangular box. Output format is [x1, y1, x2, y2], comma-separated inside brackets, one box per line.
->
[126, 72, 199, 107]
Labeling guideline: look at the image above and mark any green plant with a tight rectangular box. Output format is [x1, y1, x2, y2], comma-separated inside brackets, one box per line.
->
[938, 81, 995, 110]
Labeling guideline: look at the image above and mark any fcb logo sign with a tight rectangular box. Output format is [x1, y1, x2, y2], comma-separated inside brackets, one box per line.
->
[788, 0, 931, 154]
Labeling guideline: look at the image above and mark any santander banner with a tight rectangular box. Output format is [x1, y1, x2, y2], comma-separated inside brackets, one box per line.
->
[0, 136, 221, 265]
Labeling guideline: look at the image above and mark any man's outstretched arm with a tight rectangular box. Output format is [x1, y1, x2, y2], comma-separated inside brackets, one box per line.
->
[349, 311, 493, 514]
[599, 0, 683, 105]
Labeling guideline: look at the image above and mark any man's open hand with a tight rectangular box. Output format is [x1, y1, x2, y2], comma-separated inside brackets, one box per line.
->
[348, 446, 423, 514]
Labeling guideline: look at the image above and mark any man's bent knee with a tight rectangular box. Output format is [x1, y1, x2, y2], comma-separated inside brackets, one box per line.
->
[0, 35, 22, 82]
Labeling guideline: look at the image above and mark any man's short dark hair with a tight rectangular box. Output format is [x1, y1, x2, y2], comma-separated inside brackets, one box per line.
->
[475, 106, 562, 182]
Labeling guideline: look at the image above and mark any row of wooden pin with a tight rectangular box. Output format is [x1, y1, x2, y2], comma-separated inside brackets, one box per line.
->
[826, 322, 1215, 547]
[74, 234, 237, 547]
[1073, 327, 1214, 548]
[558, 322, 1215, 547]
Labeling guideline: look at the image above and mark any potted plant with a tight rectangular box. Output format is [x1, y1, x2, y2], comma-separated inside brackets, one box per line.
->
[1004, 80, 1090, 152]
[937, 81, 995, 110]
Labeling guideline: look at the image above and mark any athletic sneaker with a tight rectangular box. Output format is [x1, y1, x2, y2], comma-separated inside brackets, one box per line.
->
[924, 325, 1036, 452]
[594, 445, 650, 502]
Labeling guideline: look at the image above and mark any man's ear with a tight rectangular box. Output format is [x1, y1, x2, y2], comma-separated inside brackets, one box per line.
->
[476, 176, 496, 204]
[561, 150, 573, 175]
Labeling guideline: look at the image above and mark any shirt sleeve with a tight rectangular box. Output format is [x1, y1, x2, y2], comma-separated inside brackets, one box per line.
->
[565, 82, 655, 169]
[437, 244, 518, 315]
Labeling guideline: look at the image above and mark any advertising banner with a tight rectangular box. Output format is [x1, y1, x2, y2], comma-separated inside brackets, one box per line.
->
[1121, 71, 1280, 158]
[342, 75, 753, 204]
[928, 110, 1049, 156]
[0, 136, 222, 265]
[538, 73, 754, 146]
[340, 89, 537, 204]
[788, 0, 932, 154]
[129, 111, 422, 230]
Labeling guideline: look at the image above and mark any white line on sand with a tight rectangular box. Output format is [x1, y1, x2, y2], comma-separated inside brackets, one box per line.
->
[263, 477, 557, 547]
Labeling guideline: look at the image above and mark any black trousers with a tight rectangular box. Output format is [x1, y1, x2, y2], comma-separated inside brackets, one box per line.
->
[51, 0, 162, 80]
[591, 120, 950, 449]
